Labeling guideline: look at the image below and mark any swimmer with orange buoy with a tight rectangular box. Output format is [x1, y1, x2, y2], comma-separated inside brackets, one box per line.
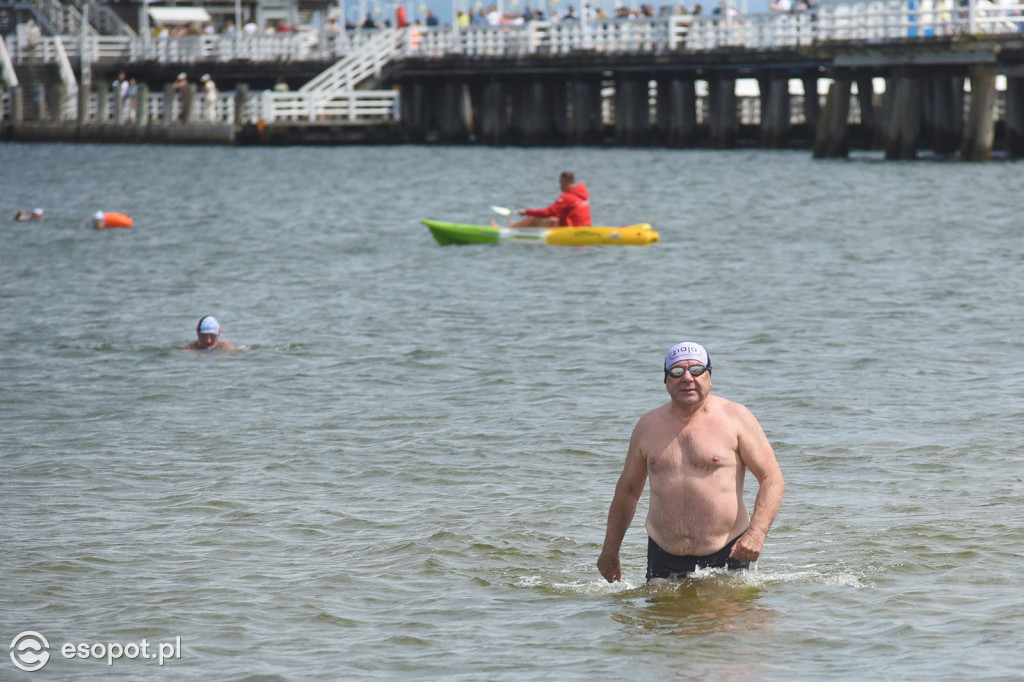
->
[93, 211, 133, 229]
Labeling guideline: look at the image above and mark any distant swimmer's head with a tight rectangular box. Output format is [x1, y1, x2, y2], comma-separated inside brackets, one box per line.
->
[197, 316, 221, 335]
[32, 208, 44, 217]
[664, 341, 711, 374]
[93, 211, 104, 221]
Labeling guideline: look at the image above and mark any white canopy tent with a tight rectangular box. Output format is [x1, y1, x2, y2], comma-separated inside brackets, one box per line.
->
[147, 7, 214, 24]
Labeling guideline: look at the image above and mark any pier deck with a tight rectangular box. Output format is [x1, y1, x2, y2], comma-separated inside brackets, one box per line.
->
[4, 1, 1024, 158]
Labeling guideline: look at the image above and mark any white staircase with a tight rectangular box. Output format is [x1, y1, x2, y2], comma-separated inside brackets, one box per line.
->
[300, 27, 404, 93]
[261, 27, 406, 123]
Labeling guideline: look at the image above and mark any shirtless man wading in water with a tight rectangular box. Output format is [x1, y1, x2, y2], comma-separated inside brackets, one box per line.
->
[597, 342, 784, 583]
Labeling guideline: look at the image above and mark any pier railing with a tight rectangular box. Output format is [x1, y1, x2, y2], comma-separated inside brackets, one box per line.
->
[7, 0, 1024, 67]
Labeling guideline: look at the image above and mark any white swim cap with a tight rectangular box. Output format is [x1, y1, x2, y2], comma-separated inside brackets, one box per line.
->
[198, 316, 220, 334]
[93, 211, 104, 221]
[32, 208, 43, 216]
[665, 342, 710, 369]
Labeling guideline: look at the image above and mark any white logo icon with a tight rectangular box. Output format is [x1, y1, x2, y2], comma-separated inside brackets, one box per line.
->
[10, 632, 50, 672]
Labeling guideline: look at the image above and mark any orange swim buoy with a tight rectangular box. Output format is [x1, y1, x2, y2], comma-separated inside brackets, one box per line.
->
[93, 211, 133, 228]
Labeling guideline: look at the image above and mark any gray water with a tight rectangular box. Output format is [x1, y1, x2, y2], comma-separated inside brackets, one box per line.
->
[2, 142, 1023, 680]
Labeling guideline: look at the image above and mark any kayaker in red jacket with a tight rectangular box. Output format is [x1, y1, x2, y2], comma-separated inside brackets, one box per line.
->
[511, 171, 592, 227]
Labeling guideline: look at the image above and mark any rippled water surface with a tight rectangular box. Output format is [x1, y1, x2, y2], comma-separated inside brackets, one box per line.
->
[2, 143, 1023, 680]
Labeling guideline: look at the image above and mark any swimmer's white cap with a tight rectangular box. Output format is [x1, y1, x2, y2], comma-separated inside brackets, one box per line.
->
[665, 342, 710, 369]
[199, 316, 220, 334]
[93, 211, 104, 221]
[32, 208, 43, 216]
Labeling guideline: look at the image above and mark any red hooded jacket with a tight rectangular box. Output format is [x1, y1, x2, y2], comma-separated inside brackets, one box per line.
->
[524, 182, 592, 227]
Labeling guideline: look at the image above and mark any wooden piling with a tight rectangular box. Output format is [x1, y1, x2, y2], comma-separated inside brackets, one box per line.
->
[758, 73, 790, 147]
[855, 76, 875, 148]
[615, 78, 652, 146]
[568, 79, 602, 145]
[181, 84, 196, 124]
[884, 76, 921, 160]
[437, 81, 468, 142]
[232, 83, 248, 127]
[812, 77, 851, 158]
[961, 67, 996, 161]
[801, 76, 820, 143]
[655, 77, 696, 147]
[94, 84, 108, 124]
[707, 76, 737, 148]
[162, 84, 175, 125]
[514, 80, 551, 145]
[1005, 76, 1024, 158]
[480, 80, 509, 145]
[927, 75, 963, 156]
[10, 87, 24, 124]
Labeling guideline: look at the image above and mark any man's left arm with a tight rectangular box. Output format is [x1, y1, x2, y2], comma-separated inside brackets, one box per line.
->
[729, 404, 785, 562]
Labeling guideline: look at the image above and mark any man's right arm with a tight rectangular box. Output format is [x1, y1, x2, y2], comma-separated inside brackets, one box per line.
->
[597, 423, 648, 582]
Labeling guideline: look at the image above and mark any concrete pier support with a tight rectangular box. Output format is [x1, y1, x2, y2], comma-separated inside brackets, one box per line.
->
[436, 81, 470, 142]
[112, 85, 125, 123]
[29, 84, 47, 121]
[801, 76, 820, 143]
[758, 74, 790, 147]
[884, 76, 921, 160]
[400, 81, 431, 142]
[95, 85, 109, 124]
[480, 81, 510, 145]
[231, 84, 246, 127]
[812, 77, 851, 158]
[923, 75, 963, 155]
[614, 78, 652, 146]
[10, 87, 24, 124]
[568, 79, 602, 145]
[655, 77, 697, 147]
[1005, 76, 1024, 158]
[855, 76, 875, 147]
[163, 84, 176, 125]
[707, 76, 737, 148]
[51, 84, 67, 122]
[513, 80, 553, 145]
[78, 86, 89, 125]
[181, 84, 196, 124]
[961, 67, 997, 161]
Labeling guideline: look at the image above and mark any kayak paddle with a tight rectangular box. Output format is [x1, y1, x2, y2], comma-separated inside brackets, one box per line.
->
[490, 205, 513, 216]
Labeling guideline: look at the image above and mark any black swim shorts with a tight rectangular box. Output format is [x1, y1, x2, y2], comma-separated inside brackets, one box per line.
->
[645, 535, 750, 581]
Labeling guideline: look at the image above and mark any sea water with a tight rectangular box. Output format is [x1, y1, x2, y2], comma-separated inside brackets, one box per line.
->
[2, 142, 1023, 680]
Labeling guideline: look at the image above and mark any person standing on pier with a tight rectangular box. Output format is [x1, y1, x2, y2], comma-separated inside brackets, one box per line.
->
[201, 74, 219, 123]
[112, 72, 130, 123]
[510, 171, 592, 227]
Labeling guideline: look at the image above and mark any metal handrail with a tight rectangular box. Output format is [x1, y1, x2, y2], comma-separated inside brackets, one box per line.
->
[0, 35, 19, 88]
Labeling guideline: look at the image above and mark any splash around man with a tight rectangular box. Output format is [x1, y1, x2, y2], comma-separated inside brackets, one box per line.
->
[183, 315, 237, 351]
[597, 342, 784, 583]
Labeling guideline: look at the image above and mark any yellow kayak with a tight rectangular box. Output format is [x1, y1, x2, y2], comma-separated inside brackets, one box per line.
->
[422, 220, 659, 246]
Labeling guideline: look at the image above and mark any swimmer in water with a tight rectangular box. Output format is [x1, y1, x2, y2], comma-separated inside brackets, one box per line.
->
[183, 315, 237, 351]
[13, 208, 44, 221]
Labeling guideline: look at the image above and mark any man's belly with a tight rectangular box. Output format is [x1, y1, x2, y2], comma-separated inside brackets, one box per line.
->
[645, 489, 749, 556]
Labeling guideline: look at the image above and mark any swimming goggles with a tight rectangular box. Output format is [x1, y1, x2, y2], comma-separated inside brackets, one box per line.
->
[665, 365, 709, 379]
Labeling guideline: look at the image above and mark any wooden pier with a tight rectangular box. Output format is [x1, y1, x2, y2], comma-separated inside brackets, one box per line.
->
[5, 2, 1024, 159]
